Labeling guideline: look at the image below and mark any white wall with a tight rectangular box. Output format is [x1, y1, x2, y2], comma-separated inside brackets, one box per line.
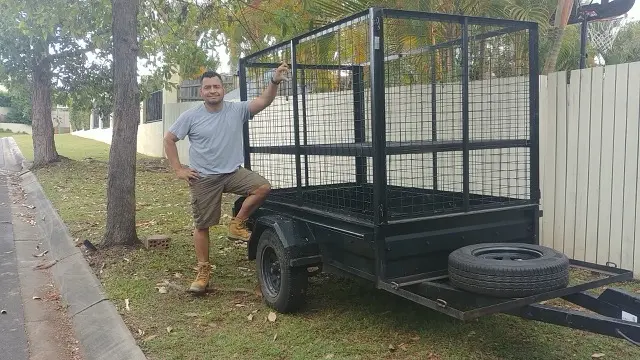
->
[73, 121, 165, 158]
[0, 123, 32, 134]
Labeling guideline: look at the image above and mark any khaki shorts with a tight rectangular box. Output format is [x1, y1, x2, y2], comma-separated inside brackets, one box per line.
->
[189, 167, 270, 229]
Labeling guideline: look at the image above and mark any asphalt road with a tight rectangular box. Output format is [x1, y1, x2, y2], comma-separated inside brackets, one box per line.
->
[0, 138, 28, 359]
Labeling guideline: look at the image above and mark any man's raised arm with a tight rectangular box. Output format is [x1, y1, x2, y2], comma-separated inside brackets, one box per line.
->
[248, 61, 289, 116]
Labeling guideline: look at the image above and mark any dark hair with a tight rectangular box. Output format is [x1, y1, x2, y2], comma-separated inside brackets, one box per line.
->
[200, 71, 223, 84]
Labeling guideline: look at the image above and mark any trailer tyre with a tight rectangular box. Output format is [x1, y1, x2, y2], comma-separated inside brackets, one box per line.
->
[448, 243, 570, 298]
[256, 228, 308, 313]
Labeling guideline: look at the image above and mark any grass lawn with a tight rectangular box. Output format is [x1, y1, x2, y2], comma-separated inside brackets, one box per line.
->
[7, 133, 640, 360]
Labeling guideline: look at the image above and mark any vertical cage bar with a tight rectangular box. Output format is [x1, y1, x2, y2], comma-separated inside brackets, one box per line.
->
[580, 17, 588, 69]
[353, 65, 367, 185]
[370, 8, 387, 225]
[529, 24, 540, 203]
[461, 18, 470, 211]
[291, 40, 303, 204]
[430, 50, 438, 191]
[238, 59, 251, 170]
[300, 69, 309, 187]
[370, 8, 387, 282]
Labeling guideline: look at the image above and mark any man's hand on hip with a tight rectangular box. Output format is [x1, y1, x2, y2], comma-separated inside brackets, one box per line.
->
[176, 167, 200, 184]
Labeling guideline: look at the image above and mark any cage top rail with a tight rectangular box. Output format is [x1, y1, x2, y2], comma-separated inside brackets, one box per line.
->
[244, 22, 531, 69]
[239, 7, 539, 64]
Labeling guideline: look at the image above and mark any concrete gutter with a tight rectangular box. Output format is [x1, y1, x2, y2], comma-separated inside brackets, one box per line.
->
[2, 137, 147, 360]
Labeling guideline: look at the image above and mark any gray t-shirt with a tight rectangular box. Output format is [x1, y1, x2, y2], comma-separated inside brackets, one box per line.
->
[168, 101, 250, 175]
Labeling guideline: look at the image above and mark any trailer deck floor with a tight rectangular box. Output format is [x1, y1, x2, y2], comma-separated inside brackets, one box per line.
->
[269, 182, 529, 220]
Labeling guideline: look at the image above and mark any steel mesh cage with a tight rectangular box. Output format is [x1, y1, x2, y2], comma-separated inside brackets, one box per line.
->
[239, 8, 539, 225]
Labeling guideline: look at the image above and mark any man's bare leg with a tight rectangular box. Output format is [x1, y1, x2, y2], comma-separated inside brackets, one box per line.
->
[189, 227, 212, 294]
[235, 184, 271, 221]
[194, 228, 210, 263]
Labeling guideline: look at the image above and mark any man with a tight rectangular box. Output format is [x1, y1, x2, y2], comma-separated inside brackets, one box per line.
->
[164, 62, 289, 294]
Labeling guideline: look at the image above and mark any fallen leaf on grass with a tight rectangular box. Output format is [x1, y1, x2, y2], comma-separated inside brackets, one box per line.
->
[32, 296, 41, 300]
[267, 312, 277, 322]
[166, 326, 173, 333]
[325, 355, 335, 359]
[247, 314, 254, 321]
[388, 344, 396, 352]
[184, 313, 198, 317]
[155, 286, 168, 294]
[592, 354, 605, 359]
[273, 333, 277, 341]
[138, 329, 144, 336]
[125, 299, 130, 311]
[235, 304, 246, 308]
[143, 335, 158, 342]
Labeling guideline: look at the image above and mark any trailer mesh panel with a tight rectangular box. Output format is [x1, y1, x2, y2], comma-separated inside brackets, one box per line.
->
[242, 11, 534, 222]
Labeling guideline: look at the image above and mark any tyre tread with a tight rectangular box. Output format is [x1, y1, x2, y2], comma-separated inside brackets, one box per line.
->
[447, 243, 570, 298]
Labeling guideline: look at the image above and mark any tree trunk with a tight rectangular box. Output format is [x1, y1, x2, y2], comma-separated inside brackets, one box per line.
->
[31, 52, 59, 168]
[543, 26, 567, 74]
[543, 0, 574, 74]
[103, 0, 140, 247]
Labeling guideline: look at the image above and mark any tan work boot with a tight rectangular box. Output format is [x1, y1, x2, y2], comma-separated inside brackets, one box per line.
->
[188, 262, 212, 294]
[228, 217, 251, 242]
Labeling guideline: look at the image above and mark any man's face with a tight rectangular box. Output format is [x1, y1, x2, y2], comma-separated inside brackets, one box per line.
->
[200, 76, 225, 105]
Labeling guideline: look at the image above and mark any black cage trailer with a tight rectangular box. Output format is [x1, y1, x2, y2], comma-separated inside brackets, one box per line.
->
[232, 7, 640, 346]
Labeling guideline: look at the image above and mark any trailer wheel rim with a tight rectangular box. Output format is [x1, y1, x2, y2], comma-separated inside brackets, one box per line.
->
[470, 246, 543, 261]
[261, 246, 281, 297]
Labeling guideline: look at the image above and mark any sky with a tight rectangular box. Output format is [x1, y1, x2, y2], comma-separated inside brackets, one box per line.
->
[619, 0, 639, 20]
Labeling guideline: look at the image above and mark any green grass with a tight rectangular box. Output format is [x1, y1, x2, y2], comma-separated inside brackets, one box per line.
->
[9, 133, 640, 360]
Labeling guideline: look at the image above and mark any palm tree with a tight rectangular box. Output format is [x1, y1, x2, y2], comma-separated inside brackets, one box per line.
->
[543, 0, 575, 74]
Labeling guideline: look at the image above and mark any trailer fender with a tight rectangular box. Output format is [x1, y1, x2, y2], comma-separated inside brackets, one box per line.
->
[248, 215, 321, 267]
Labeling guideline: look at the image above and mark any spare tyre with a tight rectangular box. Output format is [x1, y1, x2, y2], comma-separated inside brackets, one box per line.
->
[448, 243, 570, 298]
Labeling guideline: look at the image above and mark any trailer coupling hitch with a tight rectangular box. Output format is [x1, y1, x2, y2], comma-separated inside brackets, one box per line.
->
[511, 288, 640, 347]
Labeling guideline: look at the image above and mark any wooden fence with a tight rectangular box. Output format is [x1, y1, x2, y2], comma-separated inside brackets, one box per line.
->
[540, 62, 640, 277]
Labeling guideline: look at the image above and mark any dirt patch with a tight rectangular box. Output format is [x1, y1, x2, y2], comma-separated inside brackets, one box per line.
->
[35, 271, 85, 360]
[137, 158, 170, 173]
[83, 244, 145, 279]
